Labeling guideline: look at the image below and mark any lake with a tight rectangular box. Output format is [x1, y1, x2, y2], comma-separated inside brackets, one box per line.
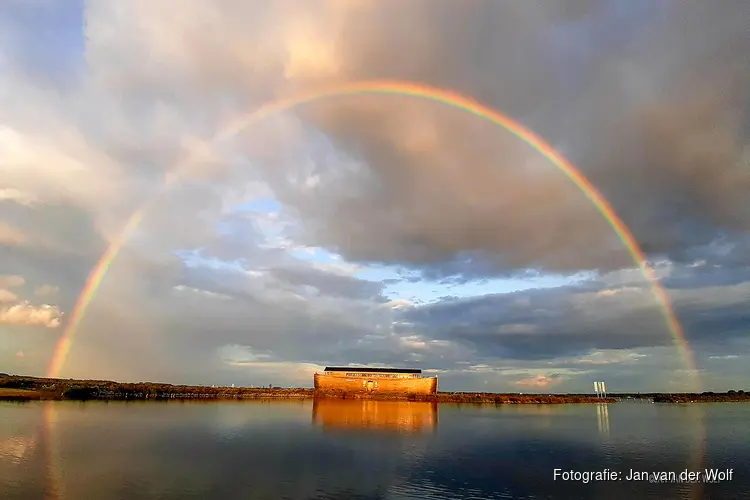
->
[1, 400, 748, 499]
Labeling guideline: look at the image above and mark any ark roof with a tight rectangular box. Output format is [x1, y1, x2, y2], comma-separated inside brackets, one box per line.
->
[324, 367, 422, 374]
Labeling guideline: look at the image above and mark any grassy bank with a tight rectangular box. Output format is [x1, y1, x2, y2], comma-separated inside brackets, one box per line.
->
[1, 374, 747, 404]
[645, 392, 750, 403]
[0, 374, 314, 401]
[0, 388, 43, 401]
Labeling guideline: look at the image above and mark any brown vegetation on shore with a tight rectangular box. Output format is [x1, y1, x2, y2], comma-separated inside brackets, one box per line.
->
[0, 388, 43, 401]
[646, 391, 750, 403]
[0, 374, 313, 401]
[1, 374, 747, 404]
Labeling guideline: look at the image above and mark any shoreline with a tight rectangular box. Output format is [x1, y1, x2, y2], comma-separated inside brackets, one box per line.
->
[1, 374, 748, 404]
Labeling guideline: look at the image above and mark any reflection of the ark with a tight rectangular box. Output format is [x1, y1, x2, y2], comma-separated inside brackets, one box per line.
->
[312, 399, 439, 434]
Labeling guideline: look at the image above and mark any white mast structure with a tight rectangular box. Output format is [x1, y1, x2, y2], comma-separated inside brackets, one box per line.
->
[593, 381, 607, 398]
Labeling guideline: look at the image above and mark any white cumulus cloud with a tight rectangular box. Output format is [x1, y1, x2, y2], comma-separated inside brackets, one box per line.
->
[0, 301, 62, 328]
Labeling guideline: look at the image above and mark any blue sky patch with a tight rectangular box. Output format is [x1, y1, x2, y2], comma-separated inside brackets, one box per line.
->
[2, 0, 86, 86]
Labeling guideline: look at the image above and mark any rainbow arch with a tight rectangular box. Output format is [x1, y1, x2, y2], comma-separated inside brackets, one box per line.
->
[47, 80, 699, 390]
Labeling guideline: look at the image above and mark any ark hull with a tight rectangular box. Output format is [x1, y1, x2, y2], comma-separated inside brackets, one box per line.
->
[314, 373, 438, 395]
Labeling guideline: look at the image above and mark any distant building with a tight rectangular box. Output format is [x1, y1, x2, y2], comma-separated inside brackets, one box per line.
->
[314, 367, 438, 395]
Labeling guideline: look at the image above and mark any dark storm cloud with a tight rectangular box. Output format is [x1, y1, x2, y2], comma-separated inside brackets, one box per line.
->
[76, 0, 750, 278]
[232, 0, 750, 278]
[663, 257, 750, 290]
[6, 0, 748, 280]
[399, 264, 750, 362]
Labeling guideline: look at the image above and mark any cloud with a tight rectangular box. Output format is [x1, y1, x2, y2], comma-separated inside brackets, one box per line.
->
[0, 222, 30, 246]
[515, 375, 563, 389]
[497, 324, 538, 335]
[0, 301, 62, 328]
[0, 188, 38, 206]
[172, 284, 232, 301]
[708, 355, 739, 361]
[400, 263, 750, 365]
[19, 0, 726, 282]
[0, 273, 65, 329]
[34, 284, 59, 297]
[0, 289, 19, 303]
[266, 265, 384, 300]
[0, 275, 25, 288]
[567, 350, 647, 366]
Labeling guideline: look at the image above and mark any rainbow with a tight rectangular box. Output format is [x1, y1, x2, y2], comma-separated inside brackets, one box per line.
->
[47, 80, 699, 389]
[47, 210, 146, 379]
[43, 402, 63, 500]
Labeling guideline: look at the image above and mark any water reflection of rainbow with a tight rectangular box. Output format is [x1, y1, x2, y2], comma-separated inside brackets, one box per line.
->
[43, 402, 63, 500]
[47, 80, 698, 389]
[312, 399, 438, 433]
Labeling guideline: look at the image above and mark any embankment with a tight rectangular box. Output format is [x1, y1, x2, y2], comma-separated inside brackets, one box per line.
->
[1, 374, 747, 404]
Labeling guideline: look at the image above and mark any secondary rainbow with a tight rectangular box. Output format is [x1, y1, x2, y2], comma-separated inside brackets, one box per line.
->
[47, 80, 699, 389]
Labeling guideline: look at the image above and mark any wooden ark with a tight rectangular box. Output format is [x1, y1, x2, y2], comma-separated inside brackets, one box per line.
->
[313, 367, 438, 395]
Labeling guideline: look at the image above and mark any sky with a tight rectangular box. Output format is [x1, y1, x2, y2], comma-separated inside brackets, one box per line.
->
[0, 0, 749, 392]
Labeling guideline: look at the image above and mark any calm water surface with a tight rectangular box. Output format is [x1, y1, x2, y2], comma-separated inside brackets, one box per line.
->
[1, 400, 748, 499]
